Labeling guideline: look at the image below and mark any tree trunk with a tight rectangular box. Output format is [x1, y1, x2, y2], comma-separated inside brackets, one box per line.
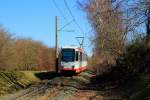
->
[146, 9, 150, 45]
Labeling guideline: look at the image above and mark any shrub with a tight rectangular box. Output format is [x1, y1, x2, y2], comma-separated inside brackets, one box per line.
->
[117, 37, 150, 73]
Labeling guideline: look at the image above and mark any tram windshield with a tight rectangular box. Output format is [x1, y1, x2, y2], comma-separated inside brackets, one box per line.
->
[61, 49, 75, 62]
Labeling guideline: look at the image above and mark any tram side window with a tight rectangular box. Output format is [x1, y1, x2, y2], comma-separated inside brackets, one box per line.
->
[85, 54, 87, 61]
[86, 54, 88, 61]
[82, 53, 87, 61]
[83, 53, 85, 61]
[76, 51, 79, 61]
[80, 52, 82, 61]
[82, 53, 84, 61]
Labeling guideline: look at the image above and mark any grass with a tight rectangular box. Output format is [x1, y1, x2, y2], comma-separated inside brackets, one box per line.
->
[0, 71, 24, 95]
[20, 71, 41, 84]
[0, 71, 51, 95]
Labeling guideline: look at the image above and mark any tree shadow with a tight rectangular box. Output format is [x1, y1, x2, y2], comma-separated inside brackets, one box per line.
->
[80, 71, 122, 91]
[60, 70, 77, 77]
[34, 71, 60, 80]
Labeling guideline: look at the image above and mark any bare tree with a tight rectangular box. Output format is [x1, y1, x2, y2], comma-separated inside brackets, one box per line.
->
[0, 27, 14, 69]
[0, 26, 55, 71]
[13, 39, 55, 71]
[79, 0, 127, 65]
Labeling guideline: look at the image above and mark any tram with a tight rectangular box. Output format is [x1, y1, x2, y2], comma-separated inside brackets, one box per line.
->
[59, 46, 87, 73]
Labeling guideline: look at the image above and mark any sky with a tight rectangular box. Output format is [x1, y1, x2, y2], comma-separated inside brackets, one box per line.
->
[0, 0, 93, 56]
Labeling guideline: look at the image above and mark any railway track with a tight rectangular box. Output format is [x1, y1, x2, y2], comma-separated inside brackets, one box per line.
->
[14, 76, 76, 100]
[15, 83, 49, 100]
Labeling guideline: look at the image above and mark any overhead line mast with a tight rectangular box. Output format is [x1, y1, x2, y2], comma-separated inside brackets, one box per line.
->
[55, 16, 59, 73]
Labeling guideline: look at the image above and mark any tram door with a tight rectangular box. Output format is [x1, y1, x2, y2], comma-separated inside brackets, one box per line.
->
[75, 51, 82, 70]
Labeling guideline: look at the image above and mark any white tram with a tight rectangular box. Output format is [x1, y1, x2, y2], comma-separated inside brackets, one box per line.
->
[59, 46, 87, 73]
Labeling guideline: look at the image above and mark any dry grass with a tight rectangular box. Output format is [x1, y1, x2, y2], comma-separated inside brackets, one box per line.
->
[0, 71, 44, 95]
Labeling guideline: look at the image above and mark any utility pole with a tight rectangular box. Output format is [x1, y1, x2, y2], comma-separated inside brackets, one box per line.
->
[55, 16, 59, 73]
[55, 16, 75, 73]
[145, 9, 150, 46]
[147, 9, 150, 39]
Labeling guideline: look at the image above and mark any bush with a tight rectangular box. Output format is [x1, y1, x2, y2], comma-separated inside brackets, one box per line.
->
[117, 37, 150, 73]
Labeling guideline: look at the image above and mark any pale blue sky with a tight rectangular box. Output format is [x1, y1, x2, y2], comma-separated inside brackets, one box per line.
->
[0, 0, 93, 56]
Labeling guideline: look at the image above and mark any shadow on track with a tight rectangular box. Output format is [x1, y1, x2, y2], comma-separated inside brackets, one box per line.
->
[60, 71, 78, 77]
[34, 71, 78, 81]
[35, 71, 61, 80]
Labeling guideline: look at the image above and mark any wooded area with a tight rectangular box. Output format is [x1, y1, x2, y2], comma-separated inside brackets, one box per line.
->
[79, 0, 150, 74]
[77, 1, 150, 98]
[0, 26, 55, 71]
[0, 0, 150, 99]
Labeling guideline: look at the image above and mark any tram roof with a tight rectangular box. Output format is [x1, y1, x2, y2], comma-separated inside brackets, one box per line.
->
[62, 46, 79, 49]
[61, 46, 84, 52]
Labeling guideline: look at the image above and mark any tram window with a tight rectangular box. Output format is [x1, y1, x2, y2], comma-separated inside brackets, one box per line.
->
[82, 53, 87, 61]
[82, 53, 84, 61]
[83, 53, 86, 61]
[76, 51, 78, 61]
[80, 52, 82, 61]
[85, 54, 88, 61]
